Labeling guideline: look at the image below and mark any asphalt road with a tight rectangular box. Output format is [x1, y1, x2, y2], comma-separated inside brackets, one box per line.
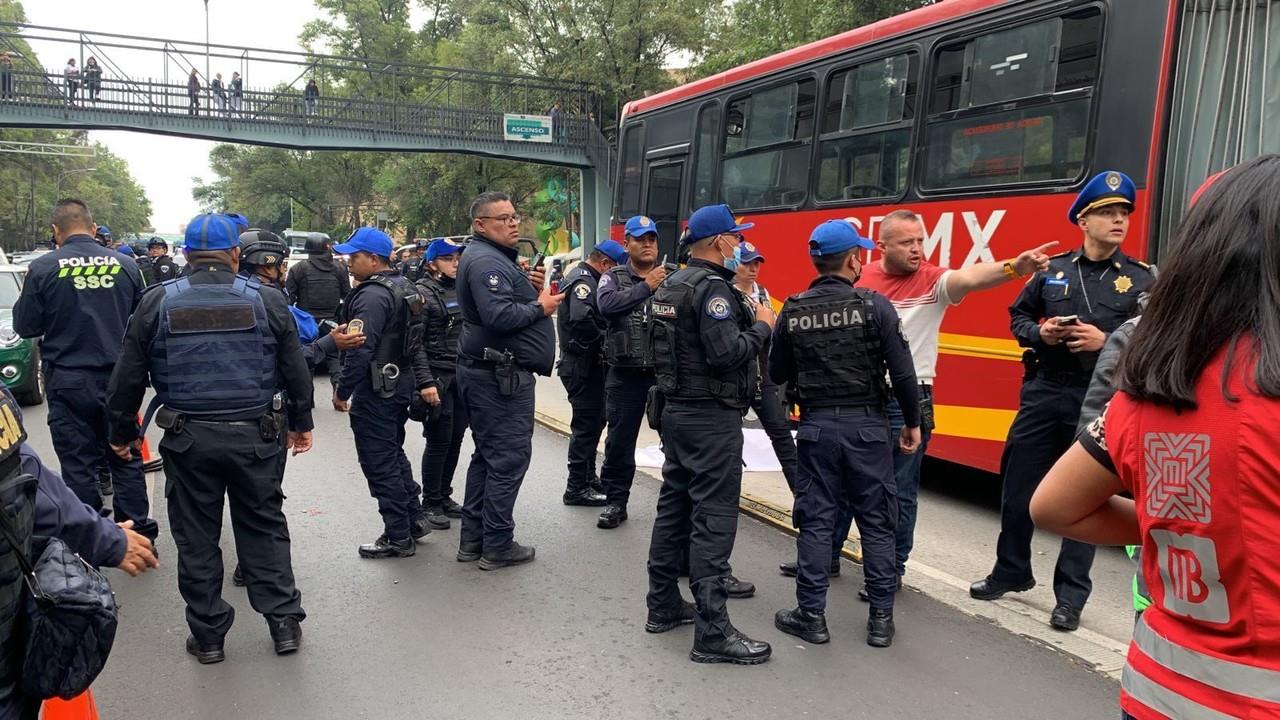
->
[22, 379, 1121, 719]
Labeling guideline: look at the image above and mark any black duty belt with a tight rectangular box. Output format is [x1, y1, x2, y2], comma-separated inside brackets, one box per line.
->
[1034, 369, 1091, 387]
[800, 404, 879, 418]
[458, 354, 529, 373]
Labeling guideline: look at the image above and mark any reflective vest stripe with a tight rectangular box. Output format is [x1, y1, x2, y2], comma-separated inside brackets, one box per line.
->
[71, 267, 82, 276]
[1133, 617, 1280, 703]
[58, 268, 68, 278]
[111, 265, 121, 274]
[1121, 664, 1237, 720]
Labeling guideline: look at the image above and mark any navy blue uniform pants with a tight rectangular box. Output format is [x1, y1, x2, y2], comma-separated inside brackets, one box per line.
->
[647, 401, 743, 644]
[993, 376, 1095, 609]
[600, 366, 653, 509]
[45, 365, 155, 539]
[559, 356, 606, 494]
[350, 381, 423, 542]
[421, 375, 467, 508]
[752, 383, 797, 491]
[160, 421, 304, 645]
[794, 406, 898, 611]
[457, 362, 534, 553]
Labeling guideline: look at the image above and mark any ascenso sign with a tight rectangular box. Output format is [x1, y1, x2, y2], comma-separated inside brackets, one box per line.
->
[503, 114, 553, 143]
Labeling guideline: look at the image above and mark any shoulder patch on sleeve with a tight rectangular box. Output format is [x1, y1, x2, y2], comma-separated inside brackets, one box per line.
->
[485, 271, 502, 291]
[705, 294, 731, 320]
[574, 283, 591, 300]
[599, 273, 611, 287]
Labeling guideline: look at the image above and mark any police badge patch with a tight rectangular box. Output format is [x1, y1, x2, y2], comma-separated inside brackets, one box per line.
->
[599, 274, 611, 287]
[574, 284, 591, 299]
[706, 295, 731, 320]
[485, 272, 501, 290]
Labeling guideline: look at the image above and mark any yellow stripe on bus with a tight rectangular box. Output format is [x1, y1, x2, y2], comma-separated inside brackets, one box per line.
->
[933, 404, 1016, 443]
[937, 332, 1024, 361]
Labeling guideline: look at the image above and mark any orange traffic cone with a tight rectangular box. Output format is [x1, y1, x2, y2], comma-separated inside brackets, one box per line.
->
[136, 413, 162, 473]
[40, 690, 100, 720]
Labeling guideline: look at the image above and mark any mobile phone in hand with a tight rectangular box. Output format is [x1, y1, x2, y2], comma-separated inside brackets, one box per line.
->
[1055, 315, 1080, 326]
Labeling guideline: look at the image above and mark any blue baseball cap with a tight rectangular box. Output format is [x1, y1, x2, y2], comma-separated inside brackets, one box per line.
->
[1067, 171, 1136, 224]
[425, 238, 464, 262]
[116, 243, 134, 256]
[334, 227, 394, 258]
[595, 238, 629, 264]
[737, 240, 765, 264]
[623, 215, 659, 238]
[94, 224, 111, 240]
[225, 212, 251, 233]
[685, 204, 754, 244]
[809, 219, 874, 256]
[184, 213, 241, 251]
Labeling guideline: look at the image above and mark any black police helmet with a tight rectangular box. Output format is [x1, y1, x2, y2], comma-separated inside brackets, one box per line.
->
[147, 236, 167, 249]
[239, 229, 290, 268]
[303, 234, 330, 255]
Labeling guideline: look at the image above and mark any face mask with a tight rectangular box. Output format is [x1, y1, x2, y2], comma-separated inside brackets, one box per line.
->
[721, 238, 740, 271]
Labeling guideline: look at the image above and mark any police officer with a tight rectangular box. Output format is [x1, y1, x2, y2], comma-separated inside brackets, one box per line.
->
[595, 215, 667, 530]
[331, 228, 431, 559]
[148, 236, 179, 284]
[400, 238, 428, 281]
[970, 170, 1155, 632]
[105, 212, 313, 664]
[286, 233, 352, 409]
[94, 223, 112, 247]
[769, 220, 922, 648]
[413, 238, 468, 529]
[12, 198, 156, 541]
[644, 204, 774, 665]
[556, 239, 628, 507]
[455, 191, 562, 570]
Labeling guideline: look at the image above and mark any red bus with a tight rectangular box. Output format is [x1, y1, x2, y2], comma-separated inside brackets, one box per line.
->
[611, 0, 1276, 473]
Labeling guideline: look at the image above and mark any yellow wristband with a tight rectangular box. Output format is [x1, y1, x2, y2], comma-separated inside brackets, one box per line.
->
[1002, 260, 1022, 279]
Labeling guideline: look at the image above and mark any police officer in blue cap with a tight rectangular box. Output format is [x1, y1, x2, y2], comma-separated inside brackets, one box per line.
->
[12, 198, 156, 540]
[770, 219, 921, 648]
[412, 238, 468, 529]
[93, 223, 111, 246]
[556, 238, 628, 508]
[106, 212, 313, 663]
[970, 170, 1155, 632]
[594, 215, 669, 530]
[645, 203, 775, 665]
[332, 226, 433, 559]
[455, 191, 563, 570]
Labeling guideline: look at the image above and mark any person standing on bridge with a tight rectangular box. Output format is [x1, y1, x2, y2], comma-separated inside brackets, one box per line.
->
[63, 57, 79, 104]
[455, 191, 563, 570]
[0, 52, 14, 100]
[83, 56, 102, 103]
[107, 213, 314, 664]
[187, 69, 200, 116]
[970, 171, 1155, 632]
[211, 72, 227, 115]
[12, 198, 156, 541]
[304, 79, 319, 117]
[230, 71, 243, 113]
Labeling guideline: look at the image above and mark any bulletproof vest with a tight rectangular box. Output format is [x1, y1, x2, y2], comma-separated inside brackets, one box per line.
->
[650, 267, 757, 409]
[297, 257, 344, 317]
[0, 393, 33, 704]
[417, 276, 461, 370]
[603, 266, 652, 368]
[556, 264, 602, 357]
[357, 273, 424, 366]
[150, 275, 277, 417]
[781, 287, 887, 408]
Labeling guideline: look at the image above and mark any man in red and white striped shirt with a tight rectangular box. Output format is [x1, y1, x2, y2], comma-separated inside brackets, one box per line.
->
[780, 209, 1053, 596]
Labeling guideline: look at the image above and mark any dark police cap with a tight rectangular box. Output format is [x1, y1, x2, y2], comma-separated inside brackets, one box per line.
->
[1068, 171, 1136, 224]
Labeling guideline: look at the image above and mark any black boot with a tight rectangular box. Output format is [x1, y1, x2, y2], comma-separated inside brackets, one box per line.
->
[690, 631, 772, 665]
[774, 607, 830, 644]
[456, 540, 482, 562]
[563, 487, 608, 506]
[267, 617, 302, 655]
[645, 601, 696, 633]
[969, 574, 1035, 601]
[722, 574, 755, 599]
[866, 608, 895, 648]
[423, 505, 451, 530]
[1049, 603, 1081, 632]
[779, 560, 840, 578]
[411, 516, 433, 540]
[597, 504, 627, 529]
[358, 535, 416, 559]
[441, 497, 463, 518]
[478, 541, 536, 571]
[186, 635, 225, 665]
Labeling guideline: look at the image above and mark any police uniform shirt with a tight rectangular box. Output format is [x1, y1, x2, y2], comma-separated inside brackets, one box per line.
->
[557, 261, 606, 359]
[13, 234, 145, 369]
[336, 269, 419, 401]
[151, 254, 179, 284]
[686, 258, 771, 372]
[769, 275, 922, 425]
[596, 263, 650, 320]
[456, 235, 555, 375]
[105, 263, 315, 445]
[1009, 249, 1154, 377]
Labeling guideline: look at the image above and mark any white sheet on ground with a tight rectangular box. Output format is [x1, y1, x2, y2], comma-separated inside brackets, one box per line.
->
[635, 428, 791, 472]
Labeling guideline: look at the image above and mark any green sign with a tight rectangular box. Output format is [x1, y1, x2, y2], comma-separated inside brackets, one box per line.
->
[504, 114, 554, 143]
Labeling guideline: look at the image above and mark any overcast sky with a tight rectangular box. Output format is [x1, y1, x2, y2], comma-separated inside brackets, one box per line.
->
[22, 0, 340, 232]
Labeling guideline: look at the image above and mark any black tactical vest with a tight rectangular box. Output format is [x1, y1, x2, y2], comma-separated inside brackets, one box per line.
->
[350, 273, 423, 366]
[417, 275, 462, 372]
[556, 264, 602, 357]
[604, 266, 652, 368]
[650, 267, 756, 409]
[780, 287, 887, 408]
[297, 257, 344, 318]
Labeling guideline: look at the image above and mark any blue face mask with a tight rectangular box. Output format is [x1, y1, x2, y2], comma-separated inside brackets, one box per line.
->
[722, 242, 741, 271]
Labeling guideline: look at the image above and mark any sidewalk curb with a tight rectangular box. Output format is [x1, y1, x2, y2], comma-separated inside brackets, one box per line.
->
[534, 410, 1126, 681]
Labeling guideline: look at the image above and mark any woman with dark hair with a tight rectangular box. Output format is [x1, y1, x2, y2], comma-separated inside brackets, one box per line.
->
[83, 56, 102, 102]
[1030, 155, 1280, 720]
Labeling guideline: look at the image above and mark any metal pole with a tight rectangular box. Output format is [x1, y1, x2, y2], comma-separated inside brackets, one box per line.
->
[204, 0, 210, 95]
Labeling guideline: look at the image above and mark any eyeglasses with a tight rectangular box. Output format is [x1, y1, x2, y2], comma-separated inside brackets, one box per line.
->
[476, 214, 522, 225]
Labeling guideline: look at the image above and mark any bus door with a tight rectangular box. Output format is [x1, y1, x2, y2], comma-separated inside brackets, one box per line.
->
[641, 154, 687, 263]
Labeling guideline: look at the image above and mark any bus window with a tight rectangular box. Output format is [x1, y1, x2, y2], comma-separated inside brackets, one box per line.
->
[691, 102, 720, 210]
[645, 161, 685, 260]
[815, 52, 917, 202]
[923, 8, 1102, 190]
[617, 125, 644, 218]
[721, 78, 816, 208]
